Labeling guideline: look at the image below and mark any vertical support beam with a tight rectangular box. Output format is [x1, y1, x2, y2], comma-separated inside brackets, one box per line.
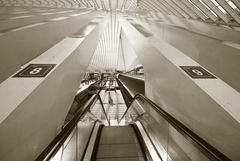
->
[0, 15, 110, 161]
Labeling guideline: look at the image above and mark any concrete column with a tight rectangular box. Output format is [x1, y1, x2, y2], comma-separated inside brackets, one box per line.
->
[119, 16, 240, 160]
[0, 15, 109, 161]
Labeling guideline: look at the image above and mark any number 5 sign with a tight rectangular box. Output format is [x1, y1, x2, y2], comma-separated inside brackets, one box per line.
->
[13, 64, 56, 78]
[180, 66, 216, 79]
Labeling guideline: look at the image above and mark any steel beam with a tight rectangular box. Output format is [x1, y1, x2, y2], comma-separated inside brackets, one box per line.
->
[190, 0, 218, 21]
[164, 0, 190, 18]
[180, 0, 208, 20]
[215, 0, 240, 24]
[172, 0, 198, 19]
[201, 0, 231, 23]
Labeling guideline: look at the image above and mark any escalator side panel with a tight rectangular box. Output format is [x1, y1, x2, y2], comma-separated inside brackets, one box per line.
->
[82, 122, 103, 161]
[60, 120, 96, 161]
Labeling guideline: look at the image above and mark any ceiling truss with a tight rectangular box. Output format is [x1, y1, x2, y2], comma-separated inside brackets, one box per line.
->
[1, 0, 240, 27]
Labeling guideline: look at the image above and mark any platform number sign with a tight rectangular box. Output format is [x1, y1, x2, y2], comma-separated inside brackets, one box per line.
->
[180, 66, 216, 79]
[13, 64, 56, 77]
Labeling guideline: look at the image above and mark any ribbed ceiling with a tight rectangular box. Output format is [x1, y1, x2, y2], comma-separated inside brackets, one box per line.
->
[137, 0, 240, 26]
[88, 13, 122, 71]
[0, 0, 137, 11]
[1, 0, 240, 26]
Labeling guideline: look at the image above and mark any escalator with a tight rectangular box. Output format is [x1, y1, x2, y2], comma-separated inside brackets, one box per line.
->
[35, 76, 231, 161]
[92, 126, 146, 161]
[81, 119, 161, 161]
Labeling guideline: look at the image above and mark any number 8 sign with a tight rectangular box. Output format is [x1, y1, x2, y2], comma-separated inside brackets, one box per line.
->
[13, 64, 56, 77]
[180, 66, 216, 79]
[29, 67, 43, 75]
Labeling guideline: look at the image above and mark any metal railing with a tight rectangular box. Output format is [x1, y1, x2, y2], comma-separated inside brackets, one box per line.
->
[35, 79, 109, 161]
[35, 92, 100, 161]
[116, 78, 231, 161]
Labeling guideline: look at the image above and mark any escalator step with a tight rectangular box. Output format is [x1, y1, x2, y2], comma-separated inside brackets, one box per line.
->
[96, 157, 146, 161]
[99, 126, 139, 144]
[95, 126, 146, 161]
[96, 143, 144, 158]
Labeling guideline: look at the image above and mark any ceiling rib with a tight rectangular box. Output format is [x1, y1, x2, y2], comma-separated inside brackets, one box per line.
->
[201, 0, 231, 23]
[190, 0, 219, 21]
[215, 0, 240, 24]
[164, 0, 190, 18]
[180, 0, 208, 20]
[151, 0, 171, 15]
[172, 0, 199, 19]
[157, 0, 184, 18]
[231, 0, 240, 9]
[2, 0, 240, 27]
[153, 0, 175, 15]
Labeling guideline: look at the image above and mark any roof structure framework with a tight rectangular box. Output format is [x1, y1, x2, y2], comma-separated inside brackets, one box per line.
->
[1, 0, 240, 27]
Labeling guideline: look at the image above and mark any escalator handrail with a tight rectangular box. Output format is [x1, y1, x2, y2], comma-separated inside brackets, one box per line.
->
[117, 80, 231, 161]
[35, 91, 101, 161]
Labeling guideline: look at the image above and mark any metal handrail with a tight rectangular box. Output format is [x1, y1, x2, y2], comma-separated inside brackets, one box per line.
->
[35, 91, 101, 161]
[117, 79, 231, 161]
[35, 79, 107, 161]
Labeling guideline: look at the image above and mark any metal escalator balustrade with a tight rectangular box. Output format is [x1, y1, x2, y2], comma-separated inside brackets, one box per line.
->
[116, 77, 231, 161]
[81, 118, 161, 161]
[81, 94, 162, 161]
[36, 76, 231, 161]
[35, 78, 160, 161]
[35, 79, 107, 161]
